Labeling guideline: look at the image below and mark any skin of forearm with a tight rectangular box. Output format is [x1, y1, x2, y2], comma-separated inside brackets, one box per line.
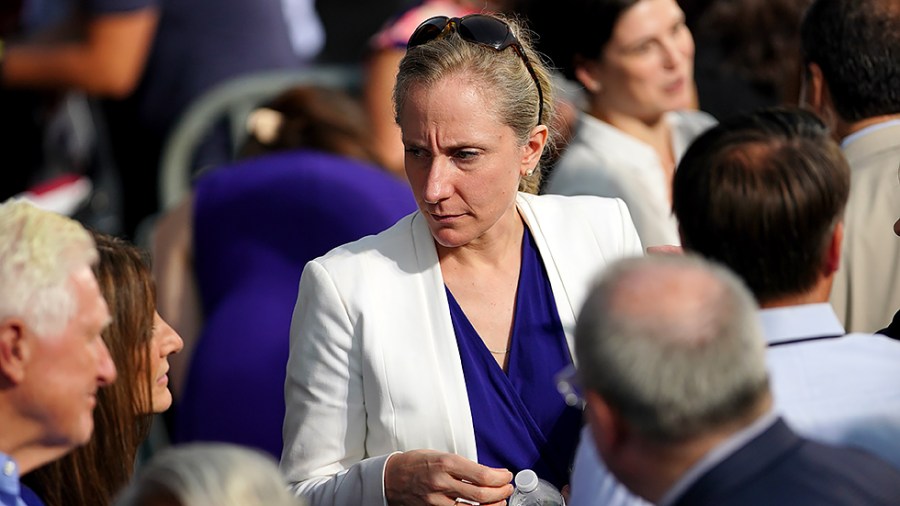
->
[2, 9, 158, 98]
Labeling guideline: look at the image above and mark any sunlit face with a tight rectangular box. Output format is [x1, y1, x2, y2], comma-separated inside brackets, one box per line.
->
[399, 75, 540, 250]
[141, 312, 183, 414]
[588, 0, 695, 122]
[24, 266, 117, 447]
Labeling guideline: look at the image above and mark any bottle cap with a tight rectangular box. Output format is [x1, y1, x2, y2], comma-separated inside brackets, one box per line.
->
[514, 469, 538, 493]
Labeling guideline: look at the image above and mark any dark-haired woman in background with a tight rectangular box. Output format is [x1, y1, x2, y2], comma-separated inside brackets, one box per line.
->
[542, 0, 715, 248]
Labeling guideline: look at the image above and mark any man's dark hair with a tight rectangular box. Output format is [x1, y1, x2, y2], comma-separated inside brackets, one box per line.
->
[801, 0, 900, 122]
[672, 107, 850, 304]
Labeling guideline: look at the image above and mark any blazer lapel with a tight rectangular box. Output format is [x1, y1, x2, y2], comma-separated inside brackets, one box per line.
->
[409, 212, 478, 460]
[516, 193, 596, 365]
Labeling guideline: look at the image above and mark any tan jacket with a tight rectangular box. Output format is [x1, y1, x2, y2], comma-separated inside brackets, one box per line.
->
[831, 121, 900, 332]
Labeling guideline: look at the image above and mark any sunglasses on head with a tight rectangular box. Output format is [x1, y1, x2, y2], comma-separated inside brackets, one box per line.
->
[407, 14, 544, 127]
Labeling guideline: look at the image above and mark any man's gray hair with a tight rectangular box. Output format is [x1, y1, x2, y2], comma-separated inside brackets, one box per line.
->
[115, 443, 303, 506]
[575, 254, 769, 442]
[0, 199, 97, 336]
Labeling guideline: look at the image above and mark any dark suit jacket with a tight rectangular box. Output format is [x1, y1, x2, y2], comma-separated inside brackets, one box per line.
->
[878, 309, 900, 340]
[673, 418, 900, 506]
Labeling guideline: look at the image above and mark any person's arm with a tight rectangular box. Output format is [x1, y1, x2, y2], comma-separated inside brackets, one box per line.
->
[1, 7, 158, 97]
[281, 261, 513, 505]
[152, 195, 201, 401]
[281, 259, 385, 504]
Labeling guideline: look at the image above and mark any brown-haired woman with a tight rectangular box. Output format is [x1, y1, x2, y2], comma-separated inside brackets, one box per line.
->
[22, 232, 183, 506]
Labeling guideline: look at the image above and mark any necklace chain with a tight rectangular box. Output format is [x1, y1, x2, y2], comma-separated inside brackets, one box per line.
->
[488, 348, 511, 354]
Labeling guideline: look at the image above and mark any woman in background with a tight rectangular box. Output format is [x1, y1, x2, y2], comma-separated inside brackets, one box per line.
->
[542, 0, 715, 248]
[153, 84, 415, 457]
[23, 232, 183, 506]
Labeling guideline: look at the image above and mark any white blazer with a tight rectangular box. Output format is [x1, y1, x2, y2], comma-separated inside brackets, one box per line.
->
[281, 193, 642, 505]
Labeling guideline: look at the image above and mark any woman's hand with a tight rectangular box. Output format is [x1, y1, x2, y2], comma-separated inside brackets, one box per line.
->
[384, 450, 514, 505]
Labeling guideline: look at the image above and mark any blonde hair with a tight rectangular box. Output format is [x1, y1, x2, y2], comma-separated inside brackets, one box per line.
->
[0, 199, 97, 336]
[393, 14, 557, 194]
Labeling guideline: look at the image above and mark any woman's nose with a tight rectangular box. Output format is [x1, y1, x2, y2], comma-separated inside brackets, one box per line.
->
[423, 158, 453, 204]
[159, 316, 185, 355]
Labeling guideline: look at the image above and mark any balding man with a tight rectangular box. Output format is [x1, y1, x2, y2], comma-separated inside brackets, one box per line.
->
[573, 255, 900, 505]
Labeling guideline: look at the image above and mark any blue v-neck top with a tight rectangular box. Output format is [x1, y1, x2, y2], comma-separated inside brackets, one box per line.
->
[446, 226, 582, 489]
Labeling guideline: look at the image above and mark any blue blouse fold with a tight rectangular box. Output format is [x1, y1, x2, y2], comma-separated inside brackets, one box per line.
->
[446, 226, 582, 489]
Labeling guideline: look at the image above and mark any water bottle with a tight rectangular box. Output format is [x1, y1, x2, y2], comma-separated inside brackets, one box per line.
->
[508, 469, 565, 506]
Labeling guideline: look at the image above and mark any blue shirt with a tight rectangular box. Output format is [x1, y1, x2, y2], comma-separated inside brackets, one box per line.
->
[447, 226, 582, 489]
[0, 453, 25, 506]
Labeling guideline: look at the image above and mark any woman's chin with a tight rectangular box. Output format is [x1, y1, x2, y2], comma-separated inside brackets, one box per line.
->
[150, 390, 174, 414]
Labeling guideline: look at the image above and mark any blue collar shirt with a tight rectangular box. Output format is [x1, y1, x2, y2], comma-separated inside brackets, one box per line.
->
[762, 303, 900, 469]
[0, 453, 25, 506]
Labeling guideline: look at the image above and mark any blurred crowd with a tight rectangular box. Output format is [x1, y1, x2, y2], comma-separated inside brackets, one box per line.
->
[1, 0, 899, 505]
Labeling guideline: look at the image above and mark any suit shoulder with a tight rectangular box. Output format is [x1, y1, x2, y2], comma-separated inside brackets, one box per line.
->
[311, 212, 417, 271]
[525, 193, 629, 219]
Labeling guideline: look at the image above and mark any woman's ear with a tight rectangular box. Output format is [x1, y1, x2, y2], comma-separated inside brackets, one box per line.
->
[520, 125, 549, 176]
[574, 55, 603, 94]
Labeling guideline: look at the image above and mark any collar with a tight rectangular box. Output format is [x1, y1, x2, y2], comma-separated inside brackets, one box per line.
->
[0, 453, 21, 506]
[658, 410, 779, 506]
[841, 118, 900, 151]
[577, 111, 702, 168]
[758, 303, 845, 345]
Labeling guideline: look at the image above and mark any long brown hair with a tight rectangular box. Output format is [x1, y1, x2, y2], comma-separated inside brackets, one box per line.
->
[23, 232, 155, 505]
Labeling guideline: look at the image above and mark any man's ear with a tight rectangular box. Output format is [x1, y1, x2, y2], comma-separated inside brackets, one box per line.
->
[800, 63, 824, 111]
[585, 390, 630, 460]
[801, 63, 839, 127]
[0, 318, 30, 385]
[824, 220, 844, 275]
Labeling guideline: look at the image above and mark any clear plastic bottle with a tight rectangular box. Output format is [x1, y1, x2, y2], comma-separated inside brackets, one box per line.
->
[508, 469, 566, 506]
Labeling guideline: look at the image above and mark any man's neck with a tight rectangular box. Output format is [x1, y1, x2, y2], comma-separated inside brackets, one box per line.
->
[836, 113, 900, 141]
[0, 417, 67, 474]
[759, 278, 832, 309]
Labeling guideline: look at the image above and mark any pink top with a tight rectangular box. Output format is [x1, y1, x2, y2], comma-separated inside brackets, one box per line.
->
[370, 0, 480, 50]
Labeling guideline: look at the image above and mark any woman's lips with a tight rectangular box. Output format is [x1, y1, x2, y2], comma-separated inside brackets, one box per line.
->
[664, 77, 686, 94]
[430, 213, 463, 223]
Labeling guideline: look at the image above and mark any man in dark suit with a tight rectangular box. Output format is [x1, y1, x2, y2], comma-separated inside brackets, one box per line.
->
[573, 254, 900, 506]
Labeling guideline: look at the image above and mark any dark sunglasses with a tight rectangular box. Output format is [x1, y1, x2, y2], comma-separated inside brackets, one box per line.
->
[407, 14, 544, 127]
